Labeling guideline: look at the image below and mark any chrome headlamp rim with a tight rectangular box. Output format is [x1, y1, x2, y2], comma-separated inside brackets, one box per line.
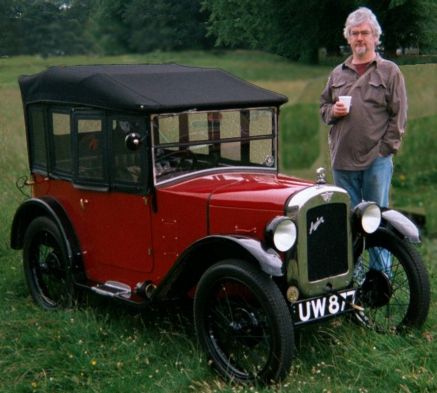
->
[353, 201, 382, 234]
[265, 216, 297, 252]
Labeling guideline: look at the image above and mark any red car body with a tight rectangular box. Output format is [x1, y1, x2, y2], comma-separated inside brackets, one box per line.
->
[31, 172, 311, 290]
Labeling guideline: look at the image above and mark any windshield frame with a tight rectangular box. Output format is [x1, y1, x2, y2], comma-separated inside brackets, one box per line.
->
[150, 107, 278, 185]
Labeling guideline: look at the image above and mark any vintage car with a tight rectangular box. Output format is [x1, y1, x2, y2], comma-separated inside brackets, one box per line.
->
[11, 64, 430, 383]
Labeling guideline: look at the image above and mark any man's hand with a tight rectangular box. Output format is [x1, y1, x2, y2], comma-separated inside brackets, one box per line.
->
[332, 101, 349, 118]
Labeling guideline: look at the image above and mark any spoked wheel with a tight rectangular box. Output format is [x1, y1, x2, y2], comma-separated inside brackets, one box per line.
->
[353, 229, 430, 332]
[194, 259, 294, 383]
[23, 217, 74, 309]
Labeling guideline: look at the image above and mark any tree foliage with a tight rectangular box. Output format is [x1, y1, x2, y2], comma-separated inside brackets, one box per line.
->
[0, 0, 94, 56]
[203, 0, 357, 63]
[202, 0, 437, 63]
[123, 0, 212, 53]
[0, 0, 211, 56]
[0, 0, 435, 60]
[88, 0, 131, 55]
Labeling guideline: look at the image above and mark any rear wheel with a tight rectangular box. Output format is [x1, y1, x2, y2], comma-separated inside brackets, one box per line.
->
[353, 229, 430, 332]
[23, 217, 74, 309]
[194, 259, 294, 383]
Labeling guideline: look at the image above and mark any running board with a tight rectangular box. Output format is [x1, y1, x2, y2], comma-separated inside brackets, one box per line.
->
[91, 281, 132, 299]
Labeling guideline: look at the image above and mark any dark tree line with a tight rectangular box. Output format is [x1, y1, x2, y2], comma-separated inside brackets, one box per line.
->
[89, 0, 213, 55]
[0, 0, 212, 57]
[0, 0, 435, 62]
[0, 0, 94, 56]
[203, 0, 437, 62]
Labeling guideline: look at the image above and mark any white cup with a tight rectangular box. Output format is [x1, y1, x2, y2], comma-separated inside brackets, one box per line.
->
[339, 95, 352, 112]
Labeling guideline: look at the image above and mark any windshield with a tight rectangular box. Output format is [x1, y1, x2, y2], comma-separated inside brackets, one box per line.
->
[151, 108, 277, 184]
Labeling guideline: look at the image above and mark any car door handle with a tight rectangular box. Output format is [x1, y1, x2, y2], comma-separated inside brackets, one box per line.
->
[80, 198, 89, 210]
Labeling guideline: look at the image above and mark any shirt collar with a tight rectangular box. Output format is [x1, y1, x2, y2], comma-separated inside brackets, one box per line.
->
[342, 53, 380, 70]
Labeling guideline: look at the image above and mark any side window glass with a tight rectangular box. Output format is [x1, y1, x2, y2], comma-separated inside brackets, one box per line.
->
[249, 109, 274, 165]
[111, 119, 144, 185]
[220, 111, 242, 162]
[76, 118, 104, 181]
[52, 112, 72, 175]
[28, 107, 47, 172]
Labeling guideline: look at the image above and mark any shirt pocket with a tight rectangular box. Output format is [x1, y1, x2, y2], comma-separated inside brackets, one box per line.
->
[364, 79, 387, 107]
[331, 80, 349, 101]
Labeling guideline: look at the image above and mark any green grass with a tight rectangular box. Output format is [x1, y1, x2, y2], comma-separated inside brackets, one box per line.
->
[0, 50, 331, 87]
[392, 115, 437, 236]
[280, 104, 320, 169]
[0, 51, 436, 392]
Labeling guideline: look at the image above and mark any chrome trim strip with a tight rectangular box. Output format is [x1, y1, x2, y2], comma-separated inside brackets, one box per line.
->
[287, 185, 348, 210]
[155, 166, 276, 187]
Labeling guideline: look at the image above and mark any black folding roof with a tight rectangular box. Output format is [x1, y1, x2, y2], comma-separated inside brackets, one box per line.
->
[19, 64, 288, 113]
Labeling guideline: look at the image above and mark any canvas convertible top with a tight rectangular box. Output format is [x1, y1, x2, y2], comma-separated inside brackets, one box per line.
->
[19, 64, 288, 113]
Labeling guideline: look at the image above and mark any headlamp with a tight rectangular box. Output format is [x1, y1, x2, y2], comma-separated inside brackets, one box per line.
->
[265, 216, 297, 252]
[353, 202, 381, 234]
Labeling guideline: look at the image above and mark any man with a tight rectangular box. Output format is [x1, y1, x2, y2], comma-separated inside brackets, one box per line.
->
[320, 7, 407, 276]
[320, 7, 407, 210]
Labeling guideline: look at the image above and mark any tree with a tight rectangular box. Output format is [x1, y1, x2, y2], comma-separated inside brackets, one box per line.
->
[203, 0, 357, 63]
[0, 0, 25, 55]
[89, 0, 213, 55]
[419, 0, 437, 53]
[0, 0, 94, 56]
[372, 0, 437, 54]
[203, 0, 436, 63]
[124, 0, 212, 52]
[88, 0, 131, 55]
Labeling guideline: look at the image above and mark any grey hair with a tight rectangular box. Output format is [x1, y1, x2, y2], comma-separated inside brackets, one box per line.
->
[343, 7, 382, 45]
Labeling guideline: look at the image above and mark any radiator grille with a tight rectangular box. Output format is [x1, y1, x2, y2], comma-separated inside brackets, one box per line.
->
[306, 203, 348, 281]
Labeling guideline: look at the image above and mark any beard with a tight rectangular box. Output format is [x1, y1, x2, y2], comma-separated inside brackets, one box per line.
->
[354, 45, 368, 57]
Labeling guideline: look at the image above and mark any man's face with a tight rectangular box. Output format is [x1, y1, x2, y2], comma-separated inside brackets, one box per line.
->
[347, 22, 378, 59]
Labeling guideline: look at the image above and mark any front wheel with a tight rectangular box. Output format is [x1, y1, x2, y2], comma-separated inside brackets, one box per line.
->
[194, 259, 294, 383]
[23, 217, 74, 310]
[353, 228, 430, 332]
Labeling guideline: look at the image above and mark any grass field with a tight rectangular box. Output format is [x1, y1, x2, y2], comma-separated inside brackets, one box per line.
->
[0, 51, 435, 392]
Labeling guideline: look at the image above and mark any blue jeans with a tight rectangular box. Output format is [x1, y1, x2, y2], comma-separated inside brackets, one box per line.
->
[333, 155, 393, 276]
[332, 155, 393, 208]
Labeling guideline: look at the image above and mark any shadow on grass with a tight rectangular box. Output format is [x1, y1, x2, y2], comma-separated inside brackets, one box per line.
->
[77, 290, 197, 340]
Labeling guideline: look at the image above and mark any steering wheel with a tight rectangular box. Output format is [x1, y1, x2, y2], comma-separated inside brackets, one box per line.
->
[157, 149, 198, 171]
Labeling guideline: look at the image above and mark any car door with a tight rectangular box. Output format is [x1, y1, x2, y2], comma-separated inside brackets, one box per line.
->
[70, 111, 154, 282]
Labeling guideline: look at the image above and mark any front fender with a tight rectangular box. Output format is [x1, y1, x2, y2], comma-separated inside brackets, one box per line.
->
[382, 209, 420, 243]
[226, 236, 284, 276]
[153, 235, 284, 300]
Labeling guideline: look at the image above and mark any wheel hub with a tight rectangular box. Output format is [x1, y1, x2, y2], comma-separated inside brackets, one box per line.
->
[45, 251, 64, 279]
[360, 269, 393, 308]
[228, 307, 262, 347]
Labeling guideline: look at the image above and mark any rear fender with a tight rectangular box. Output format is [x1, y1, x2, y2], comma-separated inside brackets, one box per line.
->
[10, 197, 85, 280]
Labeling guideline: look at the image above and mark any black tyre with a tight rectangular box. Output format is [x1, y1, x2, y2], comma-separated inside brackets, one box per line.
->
[194, 259, 294, 383]
[23, 217, 74, 309]
[353, 228, 430, 332]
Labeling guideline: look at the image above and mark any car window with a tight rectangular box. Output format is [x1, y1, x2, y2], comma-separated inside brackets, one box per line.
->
[28, 106, 47, 172]
[75, 116, 105, 182]
[152, 108, 277, 184]
[52, 111, 72, 175]
[111, 118, 145, 186]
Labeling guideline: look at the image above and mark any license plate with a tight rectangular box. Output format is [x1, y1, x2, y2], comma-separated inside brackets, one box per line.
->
[291, 289, 356, 326]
